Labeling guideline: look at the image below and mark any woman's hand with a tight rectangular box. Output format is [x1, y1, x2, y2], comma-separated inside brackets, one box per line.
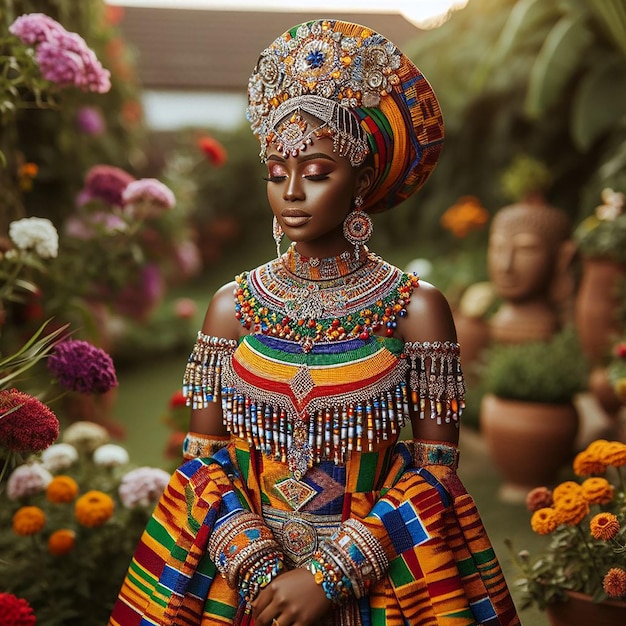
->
[251, 567, 332, 626]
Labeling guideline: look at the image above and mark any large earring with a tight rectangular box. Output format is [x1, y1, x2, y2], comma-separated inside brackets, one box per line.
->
[273, 216, 283, 259]
[343, 195, 372, 258]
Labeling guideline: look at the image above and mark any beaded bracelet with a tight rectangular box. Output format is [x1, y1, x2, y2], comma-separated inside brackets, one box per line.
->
[182, 432, 230, 461]
[307, 548, 352, 604]
[238, 549, 284, 608]
[411, 440, 459, 470]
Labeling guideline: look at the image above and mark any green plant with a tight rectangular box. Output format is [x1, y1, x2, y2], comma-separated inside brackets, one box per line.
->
[480, 327, 589, 403]
[509, 439, 626, 610]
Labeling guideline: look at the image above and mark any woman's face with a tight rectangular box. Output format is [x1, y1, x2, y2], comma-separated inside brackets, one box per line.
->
[265, 134, 359, 253]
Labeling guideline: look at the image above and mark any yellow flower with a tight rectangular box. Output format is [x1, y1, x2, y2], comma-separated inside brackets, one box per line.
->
[48, 529, 76, 555]
[581, 477, 614, 505]
[74, 490, 114, 527]
[46, 475, 79, 503]
[530, 507, 558, 535]
[601, 441, 626, 468]
[12, 506, 46, 535]
[590, 513, 620, 541]
[573, 449, 606, 477]
[552, 480, 582, 502]
[603, 567, 626, 598]
[554, 493, 589, 526]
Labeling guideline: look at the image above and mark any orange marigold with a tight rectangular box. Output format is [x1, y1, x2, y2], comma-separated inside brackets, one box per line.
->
[590, 513, 621, 541]
[12, 506, 46, 535]
[47, 528, 76, 555]
[74, 490, 114, 527]
[601, 441, 626, 468]
[573, 449, 606, 477]
[552, 480, 582, 502]
[46, 475, 79, 503]
[586, 439, 609, 455]
[603, 567, 626, 598]
[530, 507, 558, 535]
[554, 493, 589, 526]
[526, 486, 553, 512]
[581, 477, 614, 505]
[440, 196, 489, 238]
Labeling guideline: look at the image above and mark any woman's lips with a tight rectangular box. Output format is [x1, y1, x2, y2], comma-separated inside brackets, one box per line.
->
[281, 209, 311, 227]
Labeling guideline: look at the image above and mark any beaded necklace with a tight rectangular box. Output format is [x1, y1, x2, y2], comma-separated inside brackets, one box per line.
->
[234, 248, 419, 351]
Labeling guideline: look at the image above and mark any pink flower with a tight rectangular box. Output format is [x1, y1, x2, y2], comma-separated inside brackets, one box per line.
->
[76, 105, 106, 135]
[114, 264, 164, 321]
[6, 463, 53, 500]
[65, 212, 127, 240]
[122, 178, 176, 217]
[0, 592, 36, 626]
[173, 297, 197, 320]
[47, 339, 118, 394]
[78, 165, 135, 207]
[0, 389, 59, 453]
[9, 12, 65, 45]
[36, 30, 111, 93]
[118, 466, 170, 508]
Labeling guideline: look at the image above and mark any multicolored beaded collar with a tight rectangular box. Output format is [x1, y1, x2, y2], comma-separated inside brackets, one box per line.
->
[234, 249, 419, 351]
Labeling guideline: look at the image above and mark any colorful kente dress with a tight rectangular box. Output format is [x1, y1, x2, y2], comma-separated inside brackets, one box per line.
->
[109, 250, 520, 626]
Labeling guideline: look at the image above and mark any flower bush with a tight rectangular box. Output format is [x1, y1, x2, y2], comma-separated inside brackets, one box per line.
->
[510, 439, 626, 610]
[574, 188, 626, 263]
[0, 428, 168, 625]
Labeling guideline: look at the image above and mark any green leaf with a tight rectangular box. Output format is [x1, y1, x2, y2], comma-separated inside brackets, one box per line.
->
[571, 56, 626, 149]
[525, 14, 594, 118]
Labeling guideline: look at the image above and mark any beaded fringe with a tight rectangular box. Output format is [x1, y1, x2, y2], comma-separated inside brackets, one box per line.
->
[182, 333, 466, 465]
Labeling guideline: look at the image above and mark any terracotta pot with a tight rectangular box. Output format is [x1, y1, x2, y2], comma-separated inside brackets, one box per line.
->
[480, 394, 579, 501]
[575, 257, 626, 364]
[546, 590, 626, 626]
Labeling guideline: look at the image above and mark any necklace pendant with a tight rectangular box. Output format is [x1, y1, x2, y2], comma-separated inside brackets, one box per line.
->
[274, 476, 317, 510]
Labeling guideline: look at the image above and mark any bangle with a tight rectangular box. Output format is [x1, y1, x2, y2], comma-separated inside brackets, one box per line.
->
[307, 548, 352, 604]
[182, 432, 230, 460]
[239, 549, 284, 606]
[412, 440, 459, 470]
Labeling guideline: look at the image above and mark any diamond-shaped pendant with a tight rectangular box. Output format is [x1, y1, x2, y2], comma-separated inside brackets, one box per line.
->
[274, 477, 317, 510]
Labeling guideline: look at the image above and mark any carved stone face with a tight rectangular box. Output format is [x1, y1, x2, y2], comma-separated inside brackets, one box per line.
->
[487, 228, 555, 303]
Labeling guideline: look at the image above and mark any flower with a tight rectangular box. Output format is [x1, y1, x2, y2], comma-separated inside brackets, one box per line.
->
[122, 178, 176, 215]
[9, 217, 59, 258]
[198, 135, 227, 166]
[12, 506, 46, 535]
[76, 105, 106, 135]
[0, 389, 59, 454]
[61, 420, 109, 452]
[47, 528, 76, 556]
[6, 463, 52, 500]
[40, 442, 79, 472]
[74, 490, 115, 527]
[118, 467, 170, 509]
[93, 443, 129, 467]
[603, 568, 626, 598]
[47, 339, 118, 394]
[173, 297, 197, 320]
[440, 195, 489, 238]
[573, 448, 607, 477]
[46, 475, 79, 503]
[9, 12, 65, 44]
[77, 165, 135, 207]
[0, 592, 36, 626]
[526, 486, 553, 512]
[511, 438, 626, 610]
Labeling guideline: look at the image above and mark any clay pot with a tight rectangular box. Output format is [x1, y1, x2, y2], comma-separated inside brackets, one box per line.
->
[575, 257, 626, 364]
[546, 590, 626, 626]
[480, 394, 579, 502]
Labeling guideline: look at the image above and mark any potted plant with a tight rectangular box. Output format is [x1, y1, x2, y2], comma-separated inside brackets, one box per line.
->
[509, 438, 626, 625]
[479, 327, 590, 501]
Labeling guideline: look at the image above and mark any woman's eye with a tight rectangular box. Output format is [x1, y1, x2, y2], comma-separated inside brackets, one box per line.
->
[263, 175, 287, 182]
[304, 173, 330, 181]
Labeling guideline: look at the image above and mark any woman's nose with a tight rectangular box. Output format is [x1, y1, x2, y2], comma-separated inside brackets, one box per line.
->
[284, 175, 304, 201]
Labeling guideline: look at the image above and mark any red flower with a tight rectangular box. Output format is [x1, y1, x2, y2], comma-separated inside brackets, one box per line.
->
[614, 342, 626, 359]
[198, 136, 227, 167]
[168, 390, 187, 409]
[0, 592, 36, 626]
[0, 389, 59, 453]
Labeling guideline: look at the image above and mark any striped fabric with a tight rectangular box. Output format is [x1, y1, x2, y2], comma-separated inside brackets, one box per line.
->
[109, 443, 519, 625]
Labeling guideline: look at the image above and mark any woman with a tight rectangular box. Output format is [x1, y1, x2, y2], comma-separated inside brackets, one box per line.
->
[110, 19, 520, 626]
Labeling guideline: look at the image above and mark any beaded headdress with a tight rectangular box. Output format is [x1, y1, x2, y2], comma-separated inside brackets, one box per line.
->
[247, 19, 445, 213]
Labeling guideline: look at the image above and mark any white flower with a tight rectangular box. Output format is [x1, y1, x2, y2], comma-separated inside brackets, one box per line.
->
[6, 463, 53, 500]
[459, 281, 497, 319]
[118, 467, 171, 509]
[61, 420, 109, 452]
[9, 217, 59, 258]
[93, 443, 129, 467]
[41, 443, 79, 472]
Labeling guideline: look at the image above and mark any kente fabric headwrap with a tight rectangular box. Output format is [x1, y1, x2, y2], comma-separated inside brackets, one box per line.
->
[246, 19, 445, 213]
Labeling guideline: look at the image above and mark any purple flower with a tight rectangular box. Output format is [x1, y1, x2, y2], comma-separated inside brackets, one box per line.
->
[47, 339, 118, 394]
[36, 30, 111, 93]
[9, 12, 65, 45]
[78, 165, 135, 207]
[6, 463, 53, 500]
[122, 179, 176, 218]
[76, 106, 106, 135]
[118, 467, 170, 508]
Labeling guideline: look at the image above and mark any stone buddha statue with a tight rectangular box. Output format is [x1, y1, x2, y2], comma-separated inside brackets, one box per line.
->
[487, 200, 575, 344]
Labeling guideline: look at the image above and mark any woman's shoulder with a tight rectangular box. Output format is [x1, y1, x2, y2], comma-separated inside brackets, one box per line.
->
[200, 280, 242, 340]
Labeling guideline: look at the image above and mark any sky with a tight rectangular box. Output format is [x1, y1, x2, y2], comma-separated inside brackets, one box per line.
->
[109, 0, 470, 29]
